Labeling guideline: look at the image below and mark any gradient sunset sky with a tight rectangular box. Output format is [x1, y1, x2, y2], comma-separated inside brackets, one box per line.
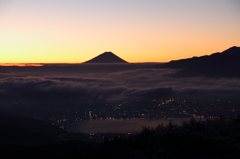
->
[1, 0, 240, 63]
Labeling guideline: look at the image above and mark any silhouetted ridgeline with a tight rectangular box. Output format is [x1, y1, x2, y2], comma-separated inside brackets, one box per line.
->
[155, 46, 240, 78]
[1, 114, 240, 159]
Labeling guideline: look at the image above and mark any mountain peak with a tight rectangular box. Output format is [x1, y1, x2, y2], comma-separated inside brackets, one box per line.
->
[102, 51, 114, 54]
[84, 52, 128, 63]
[222, 46, 240, 54]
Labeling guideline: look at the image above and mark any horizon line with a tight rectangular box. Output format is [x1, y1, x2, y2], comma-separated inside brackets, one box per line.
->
[0, 62, 165, 66]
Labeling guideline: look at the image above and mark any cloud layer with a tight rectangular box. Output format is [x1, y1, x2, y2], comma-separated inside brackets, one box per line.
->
[1, 66, 240, 106]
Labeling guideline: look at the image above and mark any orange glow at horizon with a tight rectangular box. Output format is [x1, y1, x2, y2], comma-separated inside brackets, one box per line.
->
[0, 63, 43, 67]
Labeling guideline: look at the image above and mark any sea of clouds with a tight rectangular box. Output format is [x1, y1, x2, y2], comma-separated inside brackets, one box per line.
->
[1, 65, 240, 107]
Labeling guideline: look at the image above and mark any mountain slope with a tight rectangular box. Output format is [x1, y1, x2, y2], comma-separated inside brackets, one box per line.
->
[0, 112, 65, 145]
[158, 46, 240, 69]
[174, 59, 240, 78]
[156, 46, 240, 78]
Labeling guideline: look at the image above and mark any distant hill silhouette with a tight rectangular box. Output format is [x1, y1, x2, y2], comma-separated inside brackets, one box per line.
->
[84, 52, 128, 63]
[155, 46, 240, 78]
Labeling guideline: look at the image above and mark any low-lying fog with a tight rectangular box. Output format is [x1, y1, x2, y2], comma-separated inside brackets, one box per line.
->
[0, 63, 239, 117]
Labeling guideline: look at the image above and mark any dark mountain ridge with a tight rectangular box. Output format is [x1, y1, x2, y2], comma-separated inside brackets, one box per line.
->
[159, 46, 240, 69]
[84, 52, 128, 63]
[156, 46, 240, 78]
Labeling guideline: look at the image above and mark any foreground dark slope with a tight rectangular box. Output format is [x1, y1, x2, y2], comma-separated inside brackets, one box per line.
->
[0, 112, 64, 145]
[0, 112, 98, 159]
[156, 46, 240, 78]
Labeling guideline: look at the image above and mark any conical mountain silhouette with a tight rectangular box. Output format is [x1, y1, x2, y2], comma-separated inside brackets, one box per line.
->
[84, 52, 128, 63]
